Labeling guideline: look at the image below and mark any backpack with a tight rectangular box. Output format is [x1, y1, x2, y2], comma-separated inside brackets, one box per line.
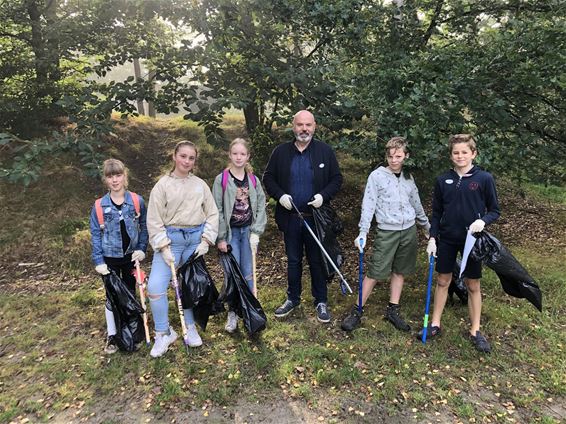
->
[221, 169, 257, 193]
[95, 192, 141, 230]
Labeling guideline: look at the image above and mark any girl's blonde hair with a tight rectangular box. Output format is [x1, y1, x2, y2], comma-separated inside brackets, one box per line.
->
[229, 137, 254, 174]
[449, 134, 477, 153]
[170, 140, 198, 173]
[102, 158, 128, 189]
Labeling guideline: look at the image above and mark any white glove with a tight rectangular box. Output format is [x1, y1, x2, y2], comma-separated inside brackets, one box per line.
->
[160, 246, 175, 266]
[95, 264, 110, 275]
[250, 233, 260, 253]
[426, 238, 437, 258]
[354, 232, 367, 252]
[131, 250, 145, 263]
[279, 194, 293, 210]
[469, 219, 486, 234]
[307, 194, 323, 209]
[195, 240, 209, 258]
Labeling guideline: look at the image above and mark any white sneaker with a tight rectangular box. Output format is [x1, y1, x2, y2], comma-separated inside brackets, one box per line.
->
[150, 327, 178, 358]
[225, 311, 238, 333]
[186, 324, 203, 347]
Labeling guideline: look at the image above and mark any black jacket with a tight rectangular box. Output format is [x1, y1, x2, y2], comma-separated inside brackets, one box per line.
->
[263, 138, 343, 232]
[430, 166, 500, 244]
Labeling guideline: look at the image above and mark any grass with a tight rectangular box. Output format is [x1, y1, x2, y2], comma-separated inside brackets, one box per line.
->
[1, 246, 565, 422]
[0, 116, 564, 423]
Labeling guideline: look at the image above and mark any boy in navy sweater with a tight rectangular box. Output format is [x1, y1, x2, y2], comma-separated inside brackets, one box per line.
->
[419, 134, 500, 353]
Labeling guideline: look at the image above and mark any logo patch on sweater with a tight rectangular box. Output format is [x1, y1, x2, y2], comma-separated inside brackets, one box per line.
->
[469, 182, 479, 190]
[445, 179, 454, 184]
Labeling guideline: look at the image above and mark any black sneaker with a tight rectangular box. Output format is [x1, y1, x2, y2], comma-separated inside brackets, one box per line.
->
[315, 303, 331, 323]
[274, 299, 298, 318]
[384, 304, 410, 332]
[470, 331, 491, 353]
[341, 306, 362, 332]
[104, 336, 118, 354]
[416, 325, 441, 341]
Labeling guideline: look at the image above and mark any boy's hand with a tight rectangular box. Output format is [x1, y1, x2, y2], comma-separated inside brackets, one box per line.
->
[354, 232, 367, 252]
[95, 264, 110, 275]
[307, 194, 323, 208]
[131, 250, 145, 263]
[426, 238, 437, 258]
[469, 219, 485, 233]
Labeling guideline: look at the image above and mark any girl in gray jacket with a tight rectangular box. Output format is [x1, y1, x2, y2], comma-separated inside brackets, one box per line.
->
[212, 138, 267, 333]
[341, 137, 430, 332]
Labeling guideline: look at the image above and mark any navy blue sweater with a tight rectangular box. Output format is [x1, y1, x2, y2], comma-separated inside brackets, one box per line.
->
[430, 166, 500, 244]
[263, 138, 343, 232]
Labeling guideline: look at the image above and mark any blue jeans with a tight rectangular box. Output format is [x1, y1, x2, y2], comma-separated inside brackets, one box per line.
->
[283, 215, 327, 306]
[229, 225, 253, 291]
[147, 226, 203, 333]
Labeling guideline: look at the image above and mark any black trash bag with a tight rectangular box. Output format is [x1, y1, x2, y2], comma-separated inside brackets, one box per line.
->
[218, 251, 267, 335]
[103, 271, 144, 352]
[448, 258, 468, 305]
[312, 203, 344, 281]
[470, 231, 542, 311]
[177, 255, 223, 331]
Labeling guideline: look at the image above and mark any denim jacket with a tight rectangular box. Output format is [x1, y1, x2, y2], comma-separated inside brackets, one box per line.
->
[89, 191, 149, 265]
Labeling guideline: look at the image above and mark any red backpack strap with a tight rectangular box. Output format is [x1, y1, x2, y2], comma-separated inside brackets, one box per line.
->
[95, 198, 104, 229]
[221, 169, 230, 193]
[129, 191, 141, 217]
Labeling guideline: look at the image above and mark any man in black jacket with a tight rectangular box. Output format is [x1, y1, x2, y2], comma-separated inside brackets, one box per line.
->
[263, 110, 343, 322]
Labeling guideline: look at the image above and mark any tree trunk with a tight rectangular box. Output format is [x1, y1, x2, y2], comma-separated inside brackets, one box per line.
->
[147, 69, 156, 118]
[133, 58, 145, 115]
[243, 103, 260, 135]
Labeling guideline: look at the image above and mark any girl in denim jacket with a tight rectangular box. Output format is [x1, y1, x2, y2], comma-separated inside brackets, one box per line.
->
[89, 159, 148, 354]
[212, 138, 267, 333]
[146, 141, 219, 358]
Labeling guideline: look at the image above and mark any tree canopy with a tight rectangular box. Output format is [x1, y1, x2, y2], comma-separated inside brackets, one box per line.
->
[1, 0, 564, 184]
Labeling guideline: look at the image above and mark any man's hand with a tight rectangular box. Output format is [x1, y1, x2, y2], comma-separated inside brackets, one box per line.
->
[469, 219, 485, 234]
[279, 194, 293, 210]
[307, 194, 323, 209]
[95, 264, 110, 275]
[426, 238, 437, 258]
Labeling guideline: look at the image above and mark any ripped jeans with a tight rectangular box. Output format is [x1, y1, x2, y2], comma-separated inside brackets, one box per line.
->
[147, 226, 203, 333]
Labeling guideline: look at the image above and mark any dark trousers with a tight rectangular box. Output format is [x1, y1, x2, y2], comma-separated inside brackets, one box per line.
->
[283, 215, 327, 305]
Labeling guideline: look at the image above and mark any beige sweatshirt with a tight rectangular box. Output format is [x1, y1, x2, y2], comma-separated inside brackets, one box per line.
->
[147, 173, 219, 250]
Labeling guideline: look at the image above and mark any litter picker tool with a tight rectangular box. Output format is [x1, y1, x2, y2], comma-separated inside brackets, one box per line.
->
[421, 255, 435, 344]
[290, 200, 352, 295]
[169, 262, 189, 353]
[357, 238, 364, 314]
[134, 261, 151, 346]
[251, 247, 258, 298]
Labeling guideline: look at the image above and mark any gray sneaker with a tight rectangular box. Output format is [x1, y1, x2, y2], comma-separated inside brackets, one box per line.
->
[316, 303, 331, 323]
[274, 299, 298, 318]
